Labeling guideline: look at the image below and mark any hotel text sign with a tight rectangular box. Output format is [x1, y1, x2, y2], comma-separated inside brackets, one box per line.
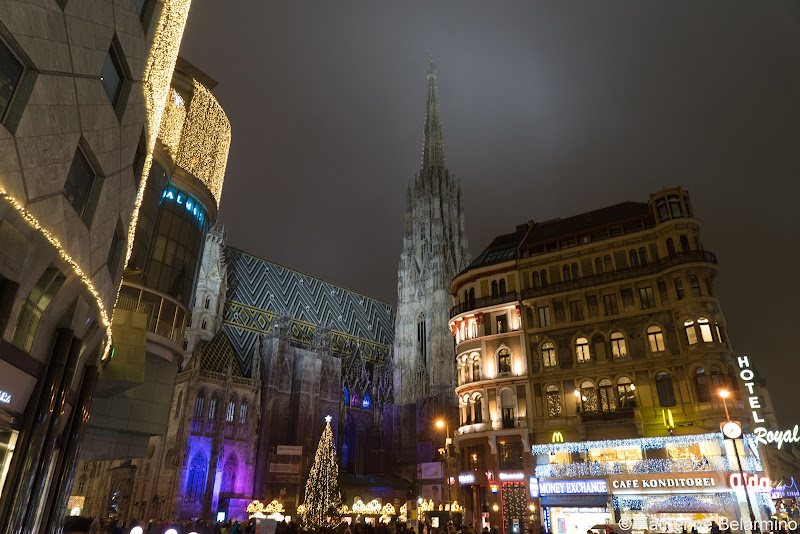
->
[738, 355, 800, 449]
[539, 479, 607, 495]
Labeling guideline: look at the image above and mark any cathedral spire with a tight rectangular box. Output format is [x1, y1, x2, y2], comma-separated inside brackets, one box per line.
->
[420, 57, 446, 175]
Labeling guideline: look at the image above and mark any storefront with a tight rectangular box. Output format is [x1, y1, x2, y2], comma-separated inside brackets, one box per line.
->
[0, 356, 39, 501]
[539, 478, 612, 534]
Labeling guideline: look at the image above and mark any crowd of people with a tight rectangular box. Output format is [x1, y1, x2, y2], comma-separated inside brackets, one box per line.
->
[63, 516, 254, 534]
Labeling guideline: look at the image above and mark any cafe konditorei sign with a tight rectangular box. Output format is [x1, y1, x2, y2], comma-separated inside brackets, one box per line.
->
[608, 472, 728, 493]
[737, 355, 800, 449]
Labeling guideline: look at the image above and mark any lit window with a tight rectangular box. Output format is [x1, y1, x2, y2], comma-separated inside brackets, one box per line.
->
[541, 342, 557, 368]
[575, 337, 591, 363]
[647, 326, 665, 352]
[472, 360, 481, 381]
[639, 287, 656, 309]
[193, 394, 204, 418]
[239, 402, 248, 424]
[546, 385, 561, 417]
[580, 381, 598, 413]
[698, 317, 713, 343]
[599, 379, 616, 412]
[610, 332, 627, 358]
[362, 392, 371, 409]
[684, 320, 698, 345]
[498, 348, 512, 374]
[715, 322, 726, 345]
[208, 395, 217, 419]
[617, 377, 636, 408]
[226, 400, 235, 422]
[64, 144, 102, 225]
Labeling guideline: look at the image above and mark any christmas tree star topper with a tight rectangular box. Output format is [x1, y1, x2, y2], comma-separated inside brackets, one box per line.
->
[325, 415, 332, 423]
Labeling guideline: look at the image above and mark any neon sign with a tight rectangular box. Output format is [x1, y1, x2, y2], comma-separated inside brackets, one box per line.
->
[738, 356, 800, 449]
[539, 479, 607, 495]
[161, 186, 206, 225]
[499, 472, 525, 481]
[459, 473, 475, 485]
[729, 473, 770, 491]
[0, 391, 10, 404]
[530, 477, 539, 498]
[771, 477, 799, 499]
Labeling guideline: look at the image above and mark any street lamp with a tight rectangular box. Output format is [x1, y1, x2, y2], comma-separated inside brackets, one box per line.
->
[718, 389, 730, 420]
[435, 419, 452, 506]
[573, 389, 581, 412]
[720, 418, 756, 530]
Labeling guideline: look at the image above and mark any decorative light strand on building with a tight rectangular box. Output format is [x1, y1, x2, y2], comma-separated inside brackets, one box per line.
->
[532, 432, 744, 455]
[613, 493, 737, 511]
[0, 188, 112, 356]
[174, 79, 230, 205]
[159, 89, 186, 154]
[534, 456, 761, 478]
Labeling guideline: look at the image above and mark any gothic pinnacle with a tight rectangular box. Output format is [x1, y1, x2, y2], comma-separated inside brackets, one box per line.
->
[420, 57, 446, 178]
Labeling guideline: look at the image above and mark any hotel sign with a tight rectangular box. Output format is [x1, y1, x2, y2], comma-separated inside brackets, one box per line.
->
[737, 356, 800, 449]
[609, 472, 728, 493]
[539, 479, 608, 495]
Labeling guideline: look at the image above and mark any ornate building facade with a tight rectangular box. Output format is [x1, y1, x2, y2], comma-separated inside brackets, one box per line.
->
[79, 229, 402, 522]
[393, 59, 470, 485]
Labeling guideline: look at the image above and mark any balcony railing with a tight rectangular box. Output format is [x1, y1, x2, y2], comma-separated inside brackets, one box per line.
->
[534, 454, 761, 478]
[118, 281, 189, 345]
[579, 407, 635, 423]
[520, 250, 717, 300]
[450, 291, 519, 319]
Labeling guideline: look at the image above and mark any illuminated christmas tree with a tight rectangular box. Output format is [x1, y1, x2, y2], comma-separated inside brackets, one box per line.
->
[300, 415, 341, 528]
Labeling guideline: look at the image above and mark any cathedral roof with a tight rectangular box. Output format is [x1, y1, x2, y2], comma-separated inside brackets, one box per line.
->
[466, 201, 652, 271]
[194, 329, 245, 377]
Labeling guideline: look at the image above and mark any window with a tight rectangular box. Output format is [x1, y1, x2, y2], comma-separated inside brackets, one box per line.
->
[580, 381, 598, 413]
[201, 319, 207, 330]
[603, 256, 613, 272]
[610, 332, 627, 358]
[575, 337, 591, 363]
[667, 238, 676, 256]
[77, 480, 86, 494]
[472, 360, 481, 381]
[655, 372, 676, 407]
[208, 395, 217, 419]
[690, 275, 701, 297]
[221, 454, 237, 494]
[204, 296, 211, 309]
[709, 366, 724, 389]
[226, 400, 235, 422]
[562, 265, 571, 282]
[239, 401, 248, 424]
[107, 222, 124, 277]
[101, 40, 127, 109]
[684, 320, 698, 345]
[541, 342, 557, 368]
[668, 195, 683, 218]
[715, 322, 726, 345]
[656, 199, 669, 222]
[174, 391, 183, 420]
[675, 279, 685, 300]
[639, 287, 656, 309]
[351, 392, 359, 407]
[546, 385, 562, 417]
[695, 368, 710, 402]
[540, 270, 548, 286]
[497, 348, 512, 374]
[185, 452, 207, 503]
[532, 271, 540, 288]
[603, 294, 618, 316]
[417, 317, 426, 363]
[496, 313, 508, 334]
[474, 396, 483, 423]
[64, 144, 103, 225]
[617, 377, 636, 408]
[680, 234, 690, 252]
[538, 306, 551, 327]
[571, 263, 579, 280]
[639, 247, 648, 266]
[698, 317, 713, 343]
[498, 442, 524, 470]
[491, 280, 499, 296]
[0, 37, 24, 120]
[569, 300, 584, 322]
[599, 379, 616, 412]
[462, 445, 485, 471]
[629, 250, 639, 267]
[194, 394, 205, 418]
[362, 392, 371, 409]
[647, 326, 665, 352]
[499, 279, 506, 295]
[132, 130, 146, 187]
[595, 257, 603, 274]
[12, 266, 66, 352]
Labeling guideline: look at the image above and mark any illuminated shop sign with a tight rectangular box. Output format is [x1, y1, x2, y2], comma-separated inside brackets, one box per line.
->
[737, 356, 800, 449]
[559, 507, 607, 513]
[161, 186, 206, 225]
[539, 479, 608, 495]
[499, 472, 525, 481]
[0, 391, 10, 404]
[612, 476, 718, 490]
[551, 432, 564, 443]
[459, 473, 475, 485]
[771, 478, 799, 500]
[729, 473, 770, 491]
[530, 477, 539, 498]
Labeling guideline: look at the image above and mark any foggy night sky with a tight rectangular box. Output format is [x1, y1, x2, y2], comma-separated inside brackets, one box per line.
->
[180, 3, 800, 426]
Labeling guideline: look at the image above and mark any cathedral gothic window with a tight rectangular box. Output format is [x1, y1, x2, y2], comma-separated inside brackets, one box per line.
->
[239, 401, 248, 424]
[194, 393, 204, 418]
[185, 452, 207, 502]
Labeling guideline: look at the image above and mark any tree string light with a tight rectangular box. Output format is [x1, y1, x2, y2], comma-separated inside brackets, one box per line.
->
[299, 416, 341, 528]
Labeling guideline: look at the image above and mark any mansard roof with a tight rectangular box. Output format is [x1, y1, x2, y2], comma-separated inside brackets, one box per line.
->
[194, 329, 245, 377]
[466, 201, 653, 271]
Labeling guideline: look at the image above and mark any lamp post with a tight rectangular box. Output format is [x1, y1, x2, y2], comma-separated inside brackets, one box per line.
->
[573, 389, 580, 412]
[718, 388, 730, 420]
[436, 419, 452, 507]
[718, 390, 756, 531]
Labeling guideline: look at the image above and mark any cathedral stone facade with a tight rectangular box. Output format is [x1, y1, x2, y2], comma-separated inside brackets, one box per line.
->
[393, 60, 470, 482]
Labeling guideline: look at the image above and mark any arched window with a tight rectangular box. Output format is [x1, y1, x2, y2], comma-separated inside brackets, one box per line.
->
[595, 257, 603, 274]
[472, 360, 481, 381]
[498, 348, 512, 374]
[362, 392, 371, 409]
[698, 317, 713, 342]
[239, 400, 248, 424]
[221, 453, 237, 494]
[695, 368, 710, 402]
[684, 320, 698, 345]
[715, 322, 726, 345]
[185, 452, 207, 503]
[469, 288, 475, 305]
[575, 337, 591, 363]
[541, 342, 557, 368]
[669, 195, 683, 218]
[580, 381, 598, 413]
[463, 290, 469, 304]
[647, 326, 665, 352]
[540, 270, 548, 286]
[680, 234, 690, 252]
[469, 320, 478, 339]
[201, 318, 207, 330]
[174, 391, 183, 420]
[709, 366, 724, 389]
[491, 280, 499, 296]
[204, 296, 211, 309]
[499, 279, 506, 295]
[639, 247, 648, 266]
[562, 265, 571, 282]
[546, 385, 562, 417]
[226, 399, 236, 422]
[532, 271, 540, 288]
[571, 263, 579, 280]
[474, 395, 483, 423]
[599, 379, 616, 412]
[617, 377, 636, 408]
[208, 393, 218, 419]
[500, 389, 516, 427]
[655, 372, 676, 407]
[675, 278, 685, 300]
[193, 392, 205, 418]
[690, 275, 701, 297]
[343, 387, 350, 406]
[463, 395, 472, 425]
[629, 250, 639, 267]
[351, 391, 359, 408]
[610, 332, 627, 358]
[667, 238, 676, 256]
[603, 256, 613, 272]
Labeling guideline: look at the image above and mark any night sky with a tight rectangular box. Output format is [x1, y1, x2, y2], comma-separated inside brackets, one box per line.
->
[180, 3, 800, 426]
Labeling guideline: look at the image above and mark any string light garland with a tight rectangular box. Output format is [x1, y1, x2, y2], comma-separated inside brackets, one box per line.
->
[299, 416, 341, 528]
[174, 79, 230, 205]
[0, 188, 113, 356]
[534, 456, 761, 478]
[399, 503, 407, 522]
[613, 493, 737, 512]
[159, 89, 186, 154]
[381, 503, 396, 516]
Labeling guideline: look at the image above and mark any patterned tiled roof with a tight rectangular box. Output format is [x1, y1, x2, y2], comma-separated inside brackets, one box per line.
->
[195, 329, 245, 377]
